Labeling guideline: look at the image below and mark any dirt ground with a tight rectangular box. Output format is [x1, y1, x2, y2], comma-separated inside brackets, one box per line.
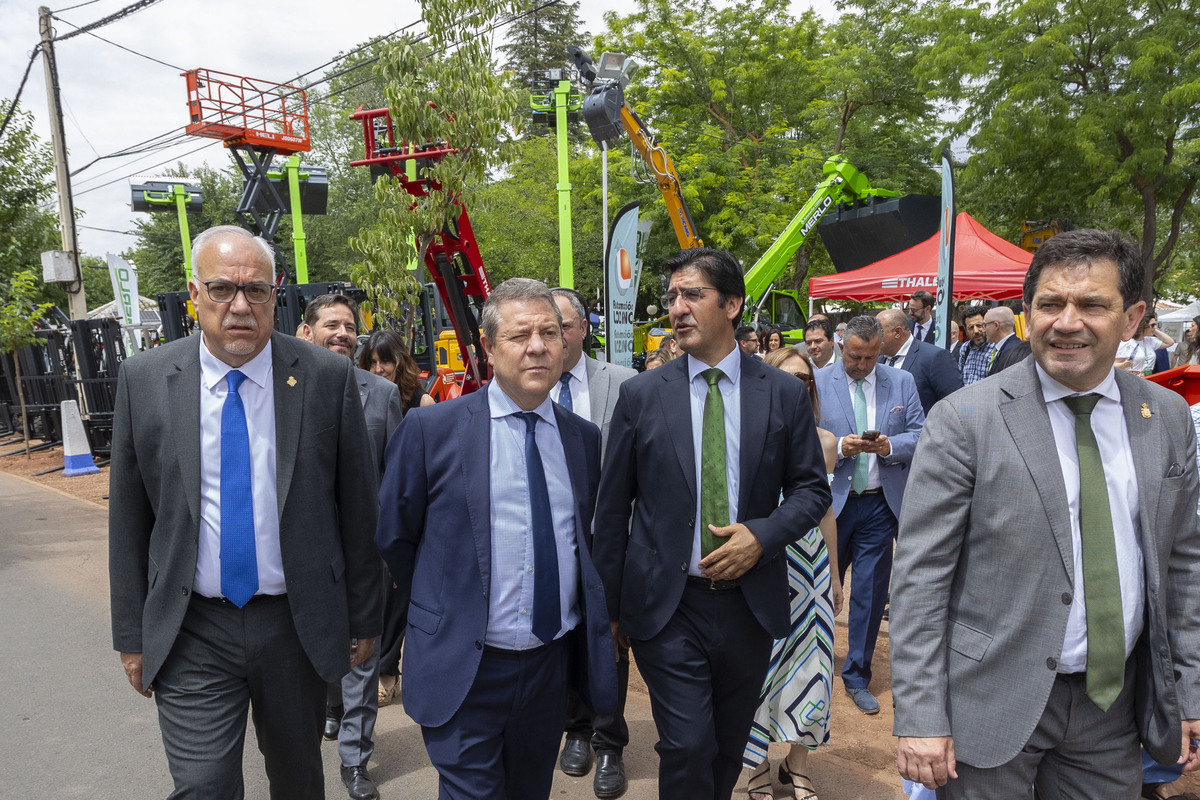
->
[4, 437, 1199, 799]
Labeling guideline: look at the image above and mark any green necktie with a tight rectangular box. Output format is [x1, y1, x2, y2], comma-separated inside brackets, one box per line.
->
[700, 368, 729, 558]
[1063, 393, 1124, 711]
[851, 378, 870, 493]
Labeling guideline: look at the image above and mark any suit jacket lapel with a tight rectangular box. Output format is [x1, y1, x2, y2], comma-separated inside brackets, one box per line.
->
[874, 366, 892, 424]
[587, 358, 609, 428]
[357, 370, 370, 408]
[998, 360, 1074, 577]
[555, 406, 591, 546]
[459, 389, 493, 601]
[168, 339, 202, 528]
[738, 355, 768, 517]
[1116, 371, 1164, 579]
[903, 339, 921, 374]
[658, 359, 696, 502]
[831, 366, 857, 433]
[272, 334, 303, 517]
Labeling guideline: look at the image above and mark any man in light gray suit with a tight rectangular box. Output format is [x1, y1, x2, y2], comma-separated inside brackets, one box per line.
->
[814, 314, 925, 715]
[109, 226, 382, 799]
[551, 287, 637, 798]
[892, 229, 1200, 798]
[299, 293, 402, 800]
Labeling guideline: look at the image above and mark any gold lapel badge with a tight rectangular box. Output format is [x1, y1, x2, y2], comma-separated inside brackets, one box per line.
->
[1141, 403, 1151, 419]
[287, 376, 297, 387]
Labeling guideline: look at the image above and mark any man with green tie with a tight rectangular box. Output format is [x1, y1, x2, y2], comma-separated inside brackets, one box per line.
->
[593, 248, 830, 799]
[891, 229, 1200, 798]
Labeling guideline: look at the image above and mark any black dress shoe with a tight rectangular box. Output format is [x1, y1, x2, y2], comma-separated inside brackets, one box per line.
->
[593, 752, 626, 799]
[324, 705, 344, 741]
[559, 735, 593, 776]
[340, 765, 380, 800]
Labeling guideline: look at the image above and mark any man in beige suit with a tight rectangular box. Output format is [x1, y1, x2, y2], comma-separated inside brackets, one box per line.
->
[891, 229, 1200, 798]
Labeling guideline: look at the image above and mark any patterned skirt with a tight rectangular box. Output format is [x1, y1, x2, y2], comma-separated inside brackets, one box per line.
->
[742, 525, 835, 767]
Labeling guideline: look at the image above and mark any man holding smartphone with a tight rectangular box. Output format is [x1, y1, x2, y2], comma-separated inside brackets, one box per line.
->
[815, 314, 926, 714]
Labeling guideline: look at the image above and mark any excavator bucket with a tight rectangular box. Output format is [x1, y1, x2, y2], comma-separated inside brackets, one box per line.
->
[817, 194, 940, 272]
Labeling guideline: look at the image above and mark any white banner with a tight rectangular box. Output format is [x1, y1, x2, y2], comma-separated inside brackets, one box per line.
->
[106, 253, 140, 327]
[934, 149, 956, 350]
[605, 202, 642, 367]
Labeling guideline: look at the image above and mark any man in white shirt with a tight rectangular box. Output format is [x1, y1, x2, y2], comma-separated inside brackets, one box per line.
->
[892, 229, 1200, 798]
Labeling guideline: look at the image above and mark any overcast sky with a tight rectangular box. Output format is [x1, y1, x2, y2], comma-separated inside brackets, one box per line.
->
[0, 0, 838, 268]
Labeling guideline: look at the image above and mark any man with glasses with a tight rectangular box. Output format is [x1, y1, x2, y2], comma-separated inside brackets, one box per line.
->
[985, 306, 1030, 376]
[594, 248, 831, 799]
[958, 306, 992, 385]
[109, 226, 382, 798]
[908, 290, 937, 343]
[735, 325, 762, 357]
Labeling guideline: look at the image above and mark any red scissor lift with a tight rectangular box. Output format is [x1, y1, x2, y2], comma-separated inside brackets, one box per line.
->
[349, 106, 493, 394]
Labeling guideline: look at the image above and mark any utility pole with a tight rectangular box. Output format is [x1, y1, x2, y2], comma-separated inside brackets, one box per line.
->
[39, 6, 88, 320]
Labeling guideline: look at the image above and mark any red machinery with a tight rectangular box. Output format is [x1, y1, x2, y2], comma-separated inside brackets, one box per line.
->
[349, 106, 492, 395]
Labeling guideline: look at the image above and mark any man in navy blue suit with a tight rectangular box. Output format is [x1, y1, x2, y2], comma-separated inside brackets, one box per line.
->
[877, 308, 963, 414]
[908, 289, 937, 343]
[594, 248, 831, 799]
[815, 314, 925, 715]
[375, 278, 617, 800]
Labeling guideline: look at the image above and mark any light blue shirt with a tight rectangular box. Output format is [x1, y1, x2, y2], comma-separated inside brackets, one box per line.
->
[486, 380, 581, 649]
[686, 347, 742, 575]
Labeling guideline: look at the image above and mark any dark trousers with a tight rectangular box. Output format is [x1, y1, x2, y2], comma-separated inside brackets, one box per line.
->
[836, 493, 896, 689]
[422, 637, 570, 800]
[377, 564, 409, 678]
[631, 583, 773, 800]
[564, 641, 630, 755]
[154, 594, 326, 800]
[937, 663, 1141, 799]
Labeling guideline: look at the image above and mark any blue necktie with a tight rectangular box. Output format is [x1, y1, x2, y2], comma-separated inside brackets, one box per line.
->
[557, 373, 573, 413]
[518, 412, 561, 644]
[221, 370, 258, 607]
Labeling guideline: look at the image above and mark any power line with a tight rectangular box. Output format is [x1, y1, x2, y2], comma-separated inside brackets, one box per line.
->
[53, 0, 168, 43]
[75, 139, 218, 196]
[79, 224, 138, 235]
[0, 45, 43, 141]
[52, 14, 185, 71]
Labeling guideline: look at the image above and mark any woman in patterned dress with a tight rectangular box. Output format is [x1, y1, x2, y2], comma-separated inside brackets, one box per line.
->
[742, 346, 842, 800]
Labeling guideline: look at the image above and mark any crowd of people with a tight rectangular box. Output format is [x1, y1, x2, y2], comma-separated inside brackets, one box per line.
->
[108, 225, 1200, 800]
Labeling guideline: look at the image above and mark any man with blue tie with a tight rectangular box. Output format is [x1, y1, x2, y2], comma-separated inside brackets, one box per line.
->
[909, 290, 937, 344]
[375, 278, 617, 800]
[109, 226, 382, 798]
[814, 314, 925, 715]
[593, 248, 830, 799]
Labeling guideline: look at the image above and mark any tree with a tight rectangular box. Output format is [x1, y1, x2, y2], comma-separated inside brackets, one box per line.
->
[0, 270, 54, 458]
[0, 101, 61, 305]
[499, 0, 589, 81]
[916, 0, 1200, 305]
[349, 0, 530, 321]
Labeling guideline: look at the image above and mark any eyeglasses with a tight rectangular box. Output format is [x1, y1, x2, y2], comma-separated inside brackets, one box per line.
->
[201, 280, 275, 304]
[787, 370, 813, 385]
[660, 286, 718, 307]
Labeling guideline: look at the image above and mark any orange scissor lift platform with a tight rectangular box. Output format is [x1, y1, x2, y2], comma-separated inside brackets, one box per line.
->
[183, 68, 310, 154]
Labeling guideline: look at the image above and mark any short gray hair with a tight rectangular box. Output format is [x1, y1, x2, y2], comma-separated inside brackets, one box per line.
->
[481, 278, 561, 341]
[191, 225, 277, 279]
[550, 287, 588, 331]
[844, 314, 883, 344]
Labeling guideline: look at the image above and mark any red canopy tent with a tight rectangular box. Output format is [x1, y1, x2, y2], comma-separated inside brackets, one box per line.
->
[808, 212, 1032, 302]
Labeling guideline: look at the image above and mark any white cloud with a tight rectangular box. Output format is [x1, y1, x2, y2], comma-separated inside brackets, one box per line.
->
[0, 0, 836, 267]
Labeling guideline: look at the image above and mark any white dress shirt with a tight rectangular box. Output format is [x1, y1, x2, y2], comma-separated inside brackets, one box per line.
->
[194, 336, 285, 598]
[687, 347, 742, 576]
[890, 335, 914, 369]
[1036, 364, 1144, 671]
[836, 367, 882, 490]
[486, 381, 581, 649]
[558, 356, 592, 421]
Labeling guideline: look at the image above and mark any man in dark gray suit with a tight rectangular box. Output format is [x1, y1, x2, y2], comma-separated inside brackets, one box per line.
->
[551, 287, 637, 798]
[892, 229, 1200, 798]
[594, 248, 830, 799]
[109, 226, 382, 799]
[299, 293, 402, 800]
[877, 308, 963, 415]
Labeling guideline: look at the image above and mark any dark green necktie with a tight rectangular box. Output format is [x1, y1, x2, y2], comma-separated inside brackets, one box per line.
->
[1063, 393, 1124, 711]
[700, 368, 729, 557]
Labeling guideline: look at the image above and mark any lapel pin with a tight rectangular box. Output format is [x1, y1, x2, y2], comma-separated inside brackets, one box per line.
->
[287, 376, 297, 387]
[1141, 403, 1151, 419]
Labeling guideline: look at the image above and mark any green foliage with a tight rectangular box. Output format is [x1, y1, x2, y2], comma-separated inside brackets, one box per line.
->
[499, 0, 589, 80]
[916, 0, 1200, 303]
[0, 270, 54, 353]
[81, 254, 114, 308]
[349, 0, 530, 319]
[0, 101, 61, 305]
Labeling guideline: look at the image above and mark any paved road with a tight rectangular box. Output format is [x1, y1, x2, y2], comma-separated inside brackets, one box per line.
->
[0, 471, 906, 799]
